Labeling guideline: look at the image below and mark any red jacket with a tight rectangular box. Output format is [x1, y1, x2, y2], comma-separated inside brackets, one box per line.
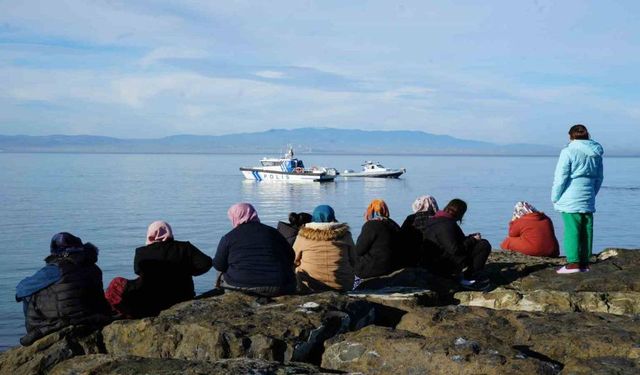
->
[500, 212, 559, 257]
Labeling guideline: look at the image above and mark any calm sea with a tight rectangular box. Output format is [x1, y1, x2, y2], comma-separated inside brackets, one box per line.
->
[1, 152, 638, 350]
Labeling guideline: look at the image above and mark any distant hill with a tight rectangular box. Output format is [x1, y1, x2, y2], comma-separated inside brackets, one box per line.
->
[0, 128, 560, 155]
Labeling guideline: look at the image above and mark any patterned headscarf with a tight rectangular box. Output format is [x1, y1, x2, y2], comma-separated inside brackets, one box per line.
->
[228, 203, 260, 228]
[411, 195, 439, 215]
[146, 220, 174, 245]
[512, 201, 538, 221]
[365, 199, 390, 221]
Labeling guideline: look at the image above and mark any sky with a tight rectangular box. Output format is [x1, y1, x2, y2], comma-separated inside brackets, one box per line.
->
[0, 0, 639, 149]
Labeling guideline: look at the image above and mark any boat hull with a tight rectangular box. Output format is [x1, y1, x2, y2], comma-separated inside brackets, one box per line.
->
[341, 170, 404, 178]
[240, 168, 336, 182]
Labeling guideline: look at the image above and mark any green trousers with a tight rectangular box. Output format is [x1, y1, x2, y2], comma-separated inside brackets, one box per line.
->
[561, 212, 593, 264]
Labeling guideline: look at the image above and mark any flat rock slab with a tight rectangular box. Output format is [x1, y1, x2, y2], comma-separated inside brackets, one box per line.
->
[102, 291, 375, 364]
[396, 305, 640, 373]
[49, 355, 326, 375]
[322, 325, 558, 374]
[457, 248, 640, 315]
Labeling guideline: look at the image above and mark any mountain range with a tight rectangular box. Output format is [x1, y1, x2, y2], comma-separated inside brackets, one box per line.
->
[0, 128, 560, 155]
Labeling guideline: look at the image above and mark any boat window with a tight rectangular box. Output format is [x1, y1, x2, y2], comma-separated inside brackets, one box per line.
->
[260, 160, 280, 166]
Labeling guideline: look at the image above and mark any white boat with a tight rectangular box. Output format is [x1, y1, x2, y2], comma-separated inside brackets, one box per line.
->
[342, 161, 406, 178]
[240, 148, 338, 182]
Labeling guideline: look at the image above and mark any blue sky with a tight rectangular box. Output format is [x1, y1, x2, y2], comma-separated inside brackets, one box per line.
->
[1, 1, 639, 149]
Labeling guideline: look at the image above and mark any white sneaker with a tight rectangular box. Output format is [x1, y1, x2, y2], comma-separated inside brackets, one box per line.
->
[556, 266, 581, 274]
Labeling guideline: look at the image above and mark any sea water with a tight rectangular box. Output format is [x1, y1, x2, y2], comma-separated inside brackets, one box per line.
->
[1, 152, 638, 350]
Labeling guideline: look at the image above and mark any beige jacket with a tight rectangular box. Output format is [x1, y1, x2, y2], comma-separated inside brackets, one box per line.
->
[293, 222, 355, 291]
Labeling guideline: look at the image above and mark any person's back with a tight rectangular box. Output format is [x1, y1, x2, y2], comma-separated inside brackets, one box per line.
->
[552, 139, 604, 213]
[500, 202, 559, 257]
[552, 124, 604, 273]
[16, 233, 111, 346]
[216, 221, 296, 288]
[127, 239, 212, 317]
[352, 199, 402, 279]
[105, 221, 212, 318]
[421, 199, 492, 286]
[399, 195, 440, 267]
[293, 205, 355, 291]
[214, 203, 296, 296]
[422, 214, 467, 272]
[277, 212, 312, 247]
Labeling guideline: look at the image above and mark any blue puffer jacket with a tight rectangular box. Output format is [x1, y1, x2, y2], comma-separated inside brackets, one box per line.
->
[551, 139, 604, 213]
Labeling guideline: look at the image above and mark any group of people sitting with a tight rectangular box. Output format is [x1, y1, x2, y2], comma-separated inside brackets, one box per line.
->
[15, 196, 561, 346]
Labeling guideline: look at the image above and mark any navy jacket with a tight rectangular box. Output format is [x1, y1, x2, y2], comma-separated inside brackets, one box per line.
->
[214, 222, 296, 288]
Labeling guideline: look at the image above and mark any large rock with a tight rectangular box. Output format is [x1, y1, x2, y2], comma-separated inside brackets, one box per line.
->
[0, 325, 105, 375]
[49, 355, 326, 375]
[396, 305, 640, 372]
[321, 325, 558, 374]
[456, 249, 640, 315]
[102, 291, 375, 364]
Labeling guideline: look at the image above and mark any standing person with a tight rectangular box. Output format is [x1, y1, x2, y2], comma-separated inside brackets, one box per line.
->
[552, 124, 604, 273]
[15, 233, 111, 346]
[422, 199, 492, 288]
[293, 205, 355, 292]
[105, 221, 213, 318]
[213, 203, 296, 296]
[500, 201, 559, 257]
[277, 212, 312, 247]
[400, 195, 440, 265]
[351, 199, 403, 281]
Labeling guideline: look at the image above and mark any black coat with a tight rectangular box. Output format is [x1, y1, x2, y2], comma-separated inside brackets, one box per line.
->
[276, 221, 300, 247]
[19, 245, 111, 346]
[399, 211, 433, 266]
[422, 216, 477, 275]
[123, 240, 212, 318]
[352, 218, 403, 279]
[213, 221, 296, 288]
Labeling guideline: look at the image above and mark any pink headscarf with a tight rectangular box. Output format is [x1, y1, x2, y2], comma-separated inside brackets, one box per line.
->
[146, 220, 174, 245]
[228, 203, 260, 228]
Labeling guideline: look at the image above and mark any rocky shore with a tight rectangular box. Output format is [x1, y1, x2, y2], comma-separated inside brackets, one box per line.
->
[1, 248, 639, 374]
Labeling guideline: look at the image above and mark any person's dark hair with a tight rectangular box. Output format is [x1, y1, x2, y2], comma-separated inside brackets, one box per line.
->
[289, 212, 312, 227]
[444, 199, 467, 222]
[569, 124, 590, 140]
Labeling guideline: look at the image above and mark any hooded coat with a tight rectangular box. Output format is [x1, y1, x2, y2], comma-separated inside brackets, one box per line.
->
[15, 244, 111, 346]
[552, 139, 604, 213]
[500, 212, 560, 257]
[293, 223, 355, 291]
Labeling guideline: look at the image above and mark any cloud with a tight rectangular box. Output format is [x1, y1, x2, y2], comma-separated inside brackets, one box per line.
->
[0, 1, 639, 149]
[254, 70, 286, 79]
